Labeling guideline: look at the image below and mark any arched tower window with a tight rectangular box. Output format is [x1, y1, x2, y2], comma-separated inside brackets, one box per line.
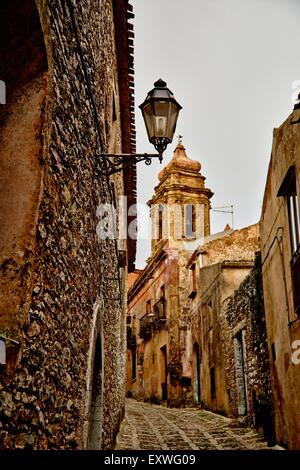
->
[158, 205, 164, 240]
[185, 204, 196, 238]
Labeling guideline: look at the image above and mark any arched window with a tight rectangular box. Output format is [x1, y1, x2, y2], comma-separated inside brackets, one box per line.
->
[158, 205, 164, 240]
[185, 204, 196, 237]
[192, 342, 201, 403]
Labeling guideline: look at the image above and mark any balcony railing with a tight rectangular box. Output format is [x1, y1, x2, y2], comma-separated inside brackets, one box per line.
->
[139, 315, 152, 339]
[126, 326, 136, 349]
[291, 246, 300, 314]
[154, 299, 166, 323]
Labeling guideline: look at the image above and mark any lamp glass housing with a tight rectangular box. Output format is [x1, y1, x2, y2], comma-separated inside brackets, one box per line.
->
[148, 312, 155, 324]
[139, 79, 182, 155]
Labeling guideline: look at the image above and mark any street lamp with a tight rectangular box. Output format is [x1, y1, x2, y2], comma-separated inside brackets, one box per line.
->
[139, 79, 182, 162]
[147, 312, 155, 324]
[101, 79, 182, 175]
[147, 311, 155, 336]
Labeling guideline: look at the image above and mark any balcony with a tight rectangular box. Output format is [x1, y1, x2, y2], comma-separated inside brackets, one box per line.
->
[154, 299, 166, 324]
[139, 315, 152, 339]
[291, 246, 300, 314]
[126, 326, 136, 349]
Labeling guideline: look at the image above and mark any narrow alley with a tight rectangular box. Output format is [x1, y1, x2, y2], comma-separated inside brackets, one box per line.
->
[115, 399, 279, 451]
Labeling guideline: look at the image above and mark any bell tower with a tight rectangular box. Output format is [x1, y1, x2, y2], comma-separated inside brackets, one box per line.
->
[148, 141, 213, 254]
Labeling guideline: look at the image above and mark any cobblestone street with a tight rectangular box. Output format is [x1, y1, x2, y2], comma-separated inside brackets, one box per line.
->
[115, 399, 279, 451]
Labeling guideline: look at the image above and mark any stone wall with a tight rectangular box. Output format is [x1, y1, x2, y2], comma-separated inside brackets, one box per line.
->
[0, 0, 135, 449]
[200, 224, 260, 266]
[186, 223, 261, 413]
[224, 254, 273, 429]
[260, 105, 300, 449]
[188, 262, 252, 415]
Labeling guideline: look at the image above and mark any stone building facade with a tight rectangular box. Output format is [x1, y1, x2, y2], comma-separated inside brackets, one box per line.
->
[126, 142, 273, 435]
[126, 143, 213, 407]
[260, 101, 300, 449]
[186, 224, 273, 425]
[0, 0, 136, 449]
[224, 254, 273, 438]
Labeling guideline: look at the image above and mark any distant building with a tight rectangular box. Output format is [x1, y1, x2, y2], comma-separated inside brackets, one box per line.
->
[260, 101, 300, 449]
[186, 224, 269, 418]
[0, 0, 136, 450]
[126, 143, 213, 406]
[187, 230, 274, 441]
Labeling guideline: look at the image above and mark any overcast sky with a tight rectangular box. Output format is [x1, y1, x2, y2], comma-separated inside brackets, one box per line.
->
[131, 0, 300, 269]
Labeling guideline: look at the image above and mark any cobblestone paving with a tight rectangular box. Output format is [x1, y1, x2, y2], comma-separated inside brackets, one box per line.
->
[115, 399, 278, 450]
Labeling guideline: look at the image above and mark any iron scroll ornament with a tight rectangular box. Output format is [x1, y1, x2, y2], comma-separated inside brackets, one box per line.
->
[98, 152, 162, 176]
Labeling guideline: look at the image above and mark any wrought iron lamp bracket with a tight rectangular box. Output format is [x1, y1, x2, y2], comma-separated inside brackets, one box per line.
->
[99, 152, 163, 176]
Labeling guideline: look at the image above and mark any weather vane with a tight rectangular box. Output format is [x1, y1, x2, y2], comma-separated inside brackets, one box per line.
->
[177, 134, 183, 145]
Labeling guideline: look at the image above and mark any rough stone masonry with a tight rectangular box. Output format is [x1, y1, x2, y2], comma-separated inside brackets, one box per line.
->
[0, 0, 136, 449]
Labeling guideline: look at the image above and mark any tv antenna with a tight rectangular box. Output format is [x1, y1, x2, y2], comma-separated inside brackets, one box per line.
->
[211, 205, 234, 229]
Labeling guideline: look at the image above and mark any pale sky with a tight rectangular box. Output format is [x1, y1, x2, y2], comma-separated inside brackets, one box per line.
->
[131, 0, 300, 269]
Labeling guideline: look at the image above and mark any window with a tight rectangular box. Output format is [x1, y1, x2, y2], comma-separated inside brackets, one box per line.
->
[186, 204, 196, 238]
[287, 186, 300, 256]
[110, 183, 117, 209]
[271, 342, 276, 362]
[278, 166, 300, 254]
[158, 205, 163, 240]
[189, 264, 197, 299]
[112, 92, 117, 122]
[208, 300, 213, 330]
[192, 264, 196, 290]
[278, 166, 300, 314]
[210, 367, 216, 398]
[154, 289, 166, 322]
[132, 348, 136, 381]
[146, 300, 152, 314]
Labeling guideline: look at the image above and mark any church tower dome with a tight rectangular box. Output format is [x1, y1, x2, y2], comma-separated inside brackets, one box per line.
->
[158, 143, 201, 180]
[148, 140, 213, 254]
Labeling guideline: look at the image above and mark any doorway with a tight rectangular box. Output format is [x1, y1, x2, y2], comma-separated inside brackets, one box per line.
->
[192, 342, 201, 403]
[87, 335, 103, 449]
[234, 331, 247, 416]
[160, 345, 167, 401]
